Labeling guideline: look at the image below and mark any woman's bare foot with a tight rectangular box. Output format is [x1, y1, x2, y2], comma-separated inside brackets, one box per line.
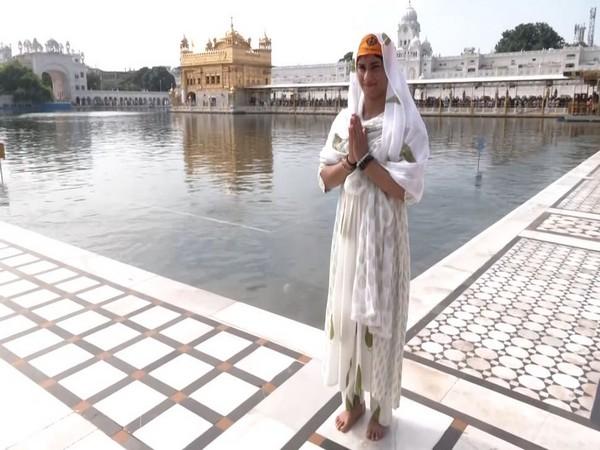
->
[335, 398, 365, 432]
[366, 415, 386, 441]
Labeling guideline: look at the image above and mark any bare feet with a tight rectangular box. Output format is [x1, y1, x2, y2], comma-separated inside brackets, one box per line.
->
[366, 415, 386, 441]
[335, 398, 365, 432]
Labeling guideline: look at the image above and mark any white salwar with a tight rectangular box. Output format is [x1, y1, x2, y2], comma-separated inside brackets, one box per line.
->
[318, 33, 430, 426]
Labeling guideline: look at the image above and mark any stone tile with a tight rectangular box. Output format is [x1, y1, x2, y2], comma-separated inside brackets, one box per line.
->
[17, 260, 58, 275]
[254, 359, 337, 431]
[0, 247, 23, 260]
[64, 430, 123, 450]
[29, 344, 94, 378]
[160, 317, 214, 343]
[0, 360, 71, 449]
[0, 271, 19, 284]
[190, 372, 258, 416]
[0, 315, 37, 340]
[0, 279, 38, 298]
[134, 404, 212, 450]
[0, 303, 14, 318]
[32, 299, 82, 321]
[35, 268, 78, 284]
[3, 328, 63, 358]
[213, 301, 324, 360]
[10, 289, 60, 308]
[453, 426, 523, 450]
[131, 274, 234, 317]
[442, 379, 547, 442]
[84, 322, 139, 350]
[534, 412, 600, 450]
[149, 354, 213, 391]
[194, 331, 252, 361]
[1, 253, 39, 268]
[204, 410, 294, 450]
[6, 412, 95, 450]
[235, 346, 295, 381]
[60, 361, 127, 400]
[94, 381, 165, 427]
[76, 285, 124, 304]
[114, 337, 174, 369]
[56, 310, 110, 335]
[101, 294, 150, 316]
[55, 276, 100, 294]
[128, 305, 181, 329]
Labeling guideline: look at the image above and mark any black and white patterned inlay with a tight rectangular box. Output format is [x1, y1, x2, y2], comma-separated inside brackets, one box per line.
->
[536, 214, 600, 241]
[406, 238, 600, 419]
[557, 176, 600, 214]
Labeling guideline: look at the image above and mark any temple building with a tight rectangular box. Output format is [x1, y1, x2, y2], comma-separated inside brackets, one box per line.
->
[178, 21, 272, 108]
[271, 2, 600, 99]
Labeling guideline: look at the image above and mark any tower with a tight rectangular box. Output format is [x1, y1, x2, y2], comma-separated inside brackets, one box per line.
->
[397, 1, 421, 51]
[588, 7, 596, 47]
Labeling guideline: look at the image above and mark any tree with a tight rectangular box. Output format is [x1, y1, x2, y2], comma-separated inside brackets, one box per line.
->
[118, 66, 175, 91]
[495, 22, 565, 53]
[338, 51, 353, 62]
[0, 61, 53, 103]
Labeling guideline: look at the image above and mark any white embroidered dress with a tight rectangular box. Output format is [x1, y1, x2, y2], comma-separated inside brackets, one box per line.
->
[320, 112, 410, 424]
[319, 33, 429, 425]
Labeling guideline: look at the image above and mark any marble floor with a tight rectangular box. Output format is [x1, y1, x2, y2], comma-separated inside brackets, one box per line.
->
[1, 150, 600, 449]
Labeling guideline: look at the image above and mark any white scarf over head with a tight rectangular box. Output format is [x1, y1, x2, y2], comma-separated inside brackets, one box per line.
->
[319, 33, 430, 338]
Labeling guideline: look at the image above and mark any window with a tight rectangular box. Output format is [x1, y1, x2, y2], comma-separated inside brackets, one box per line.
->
[565, 63, 575, 68]
[216, 75, 220, 84]
[80, 72, 84, 77]
[567, 54, 576, 58]
[532, 58, 536, 61]
[206, 76, 210, 84]
[467, 68, 476, 72]
[81, 86, 85, 91]
[210, 75, 215, 84]
[75, 74, 79, 79]
[197, 78, 201, 84]
[75, 85, 79, 90]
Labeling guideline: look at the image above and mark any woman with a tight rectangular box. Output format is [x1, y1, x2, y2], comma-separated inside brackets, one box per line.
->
[318, 33, 429, 441]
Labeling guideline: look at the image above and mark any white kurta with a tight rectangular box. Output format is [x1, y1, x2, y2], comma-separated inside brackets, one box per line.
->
[320, 114, 411, 424]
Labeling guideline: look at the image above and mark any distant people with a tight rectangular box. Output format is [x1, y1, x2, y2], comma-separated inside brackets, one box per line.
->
[318, 33, 429, 441]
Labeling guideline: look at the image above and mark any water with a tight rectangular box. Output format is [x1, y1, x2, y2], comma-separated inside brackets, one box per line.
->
[0, 111, 598, 328]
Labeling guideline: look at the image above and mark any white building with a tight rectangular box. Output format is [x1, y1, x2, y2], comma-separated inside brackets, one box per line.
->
[10, 38, 88, 102]
[272, 3, 600, 97]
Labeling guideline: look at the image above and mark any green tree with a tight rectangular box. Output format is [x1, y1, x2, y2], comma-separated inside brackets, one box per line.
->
[339, 51, 353, 62]
[0, 61, 53, 103]
[495, 22, 565, 52]
[86, 71, 101, 90]
[118, 66, 174, 91]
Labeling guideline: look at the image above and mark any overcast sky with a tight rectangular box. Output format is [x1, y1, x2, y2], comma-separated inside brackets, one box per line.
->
[1, 1, 596, 70]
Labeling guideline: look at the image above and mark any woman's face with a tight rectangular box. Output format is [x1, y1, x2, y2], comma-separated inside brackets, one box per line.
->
[357, 55, 388, 103]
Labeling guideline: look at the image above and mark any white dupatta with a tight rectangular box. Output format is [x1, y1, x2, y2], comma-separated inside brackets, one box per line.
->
[319, 33, 430, 338]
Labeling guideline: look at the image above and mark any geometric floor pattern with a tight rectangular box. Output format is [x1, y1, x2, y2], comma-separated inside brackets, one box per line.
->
[406, 237, 600, 420]
[0, 240, 308, 449]
[557, 175, 600, 213]
[536, 213, 600, 241]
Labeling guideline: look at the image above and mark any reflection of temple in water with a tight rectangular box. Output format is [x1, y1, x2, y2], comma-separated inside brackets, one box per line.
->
[179, 114, 273, 192]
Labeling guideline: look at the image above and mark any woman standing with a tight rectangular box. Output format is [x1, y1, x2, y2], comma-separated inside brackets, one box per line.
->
[318, 33, 429, 441]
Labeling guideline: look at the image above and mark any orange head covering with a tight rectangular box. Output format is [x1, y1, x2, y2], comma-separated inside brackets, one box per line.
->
[357, 34, 382, 59]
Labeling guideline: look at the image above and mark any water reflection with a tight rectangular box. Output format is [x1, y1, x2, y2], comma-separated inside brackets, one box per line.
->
[178, 114, 273, 193]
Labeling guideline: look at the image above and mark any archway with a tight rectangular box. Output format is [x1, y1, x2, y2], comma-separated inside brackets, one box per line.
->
[39, 69, 69, 101]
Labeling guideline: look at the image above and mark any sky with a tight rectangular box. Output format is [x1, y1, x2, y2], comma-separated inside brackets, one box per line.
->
[1, 1, 597, 71]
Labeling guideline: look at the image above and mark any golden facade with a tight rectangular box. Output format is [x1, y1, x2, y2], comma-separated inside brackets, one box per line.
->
[180, 23, 271, 104]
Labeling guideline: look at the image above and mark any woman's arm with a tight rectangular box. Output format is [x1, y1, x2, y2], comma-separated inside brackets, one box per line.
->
[361, 160, 405, 199]
[349, 115, 405, 199]
[319, 160, 353, 192]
